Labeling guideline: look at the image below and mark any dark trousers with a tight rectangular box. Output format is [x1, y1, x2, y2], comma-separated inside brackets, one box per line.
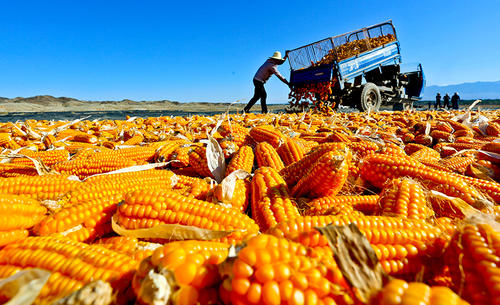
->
[244, 79, 267, 113]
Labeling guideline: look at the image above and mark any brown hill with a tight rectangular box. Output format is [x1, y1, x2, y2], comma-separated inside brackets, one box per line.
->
[0, 95, 285, 113]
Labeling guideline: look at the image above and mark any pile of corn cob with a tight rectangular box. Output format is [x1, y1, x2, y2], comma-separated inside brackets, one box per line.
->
[0, 109, 498, 305]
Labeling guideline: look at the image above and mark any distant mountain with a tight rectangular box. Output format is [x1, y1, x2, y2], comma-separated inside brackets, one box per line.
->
[0, 95, 286, 113]
[423, 81, 500, 100]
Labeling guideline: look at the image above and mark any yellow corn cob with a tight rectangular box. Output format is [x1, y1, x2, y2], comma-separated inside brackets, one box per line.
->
[251, 167, 300, 231]
[59, 142, 110, 155]
[486, 122, 500, 136]
[57, 169, 177, 207]
[133, 240, 229, 305]
[454, 174, 500, 203]
[325, 130, 353, 142]
[213, 178, 250, 212]
[268, 215, 441, 276]
[0, 175, 81, 201]
[155, 140, 188, 161]
[116, 188, 259, 243]
[454, 129, 476, 138]
[414, 134, 434, 146]
[279, 142, 346, 187]
[92, 146, 157, 163]
[188, 146, 214, 178]
[50, 223, 108, 243]
[347, 140, 379, 158]
[294, 137, 319, 153]
[219, 233, 351, 305]
[418, 159, 453, 172]
[430, 130, 454, 142]
[444, 223, 500, 305]
[0, 236, 137, 304]
[481, 142, 500, 154]
[9, 148, 69, 166]
[305, 195, 380, 216]
[36, 193, 122, 240]
[53, 155, 137, 179]
[378, 142, 410, 158]
[360, 153, 488, 207]
[56, 129, 97, 143]
[173, 173, 213, 200]
[434, 121, 454, 133]
[225, 145, 254, 176]
[0, 133, 21, 150]
[122, 133, 144, 145]
[444, 119, 473, 133]
[277, 138, 306, 166]
[254, 142, 285, 171]
[0, 229, 29, 247]
[95, 236, 161, 262]
[442, 155, 476, 174]
[373, 279, 470, 305]
[219, 121, 253, 147]
[446, 142, 485, 151]
[249, 125, 285, 148]
[378, 178, 434, 220]
[0, 163, 38, 177]
[291, 148, 351, 198]
[405, 143, 441, 161]
[299, 131, 331, 143]
[219, 138, 239, 158]
[42, 133, 57, 149]
[0, 194, 47, 230]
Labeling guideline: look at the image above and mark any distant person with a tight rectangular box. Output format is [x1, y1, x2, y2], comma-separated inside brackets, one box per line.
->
[243, 51, 291, 114]
[451, 92, 460, 110]
[443, 93, 450, 109]
[435, 93, 441, 109]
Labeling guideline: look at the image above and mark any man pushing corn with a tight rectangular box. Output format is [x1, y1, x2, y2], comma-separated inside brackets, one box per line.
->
[243, 51, 291, 114]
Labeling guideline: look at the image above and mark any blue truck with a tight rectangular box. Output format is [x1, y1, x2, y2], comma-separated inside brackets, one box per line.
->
[287, 20, 425, 112]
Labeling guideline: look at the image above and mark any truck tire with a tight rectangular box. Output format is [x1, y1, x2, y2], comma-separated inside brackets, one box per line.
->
[358, 83, 381, 112]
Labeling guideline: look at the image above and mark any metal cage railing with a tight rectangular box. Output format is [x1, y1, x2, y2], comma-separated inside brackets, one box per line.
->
[288, 21, 397, 71]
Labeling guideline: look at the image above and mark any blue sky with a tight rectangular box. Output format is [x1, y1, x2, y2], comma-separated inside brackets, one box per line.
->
[0, 0, 498, 104]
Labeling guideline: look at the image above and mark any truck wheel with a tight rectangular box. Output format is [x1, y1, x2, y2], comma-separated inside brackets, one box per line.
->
[358, 83, 381, 112]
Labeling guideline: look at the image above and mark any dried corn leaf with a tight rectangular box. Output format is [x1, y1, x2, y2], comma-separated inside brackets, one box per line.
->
[469, 164, 496, 182]
[0, 154, 55, 175]
[0, 268, 50, 305]
[112, 215, 238, 241]
[53, 280, 113, 305]
[48, 117, 90, 136]
[137, 262, 178, 305]
[219, 170, 250, 203]
[206, 135, 226, 183]
[315, 223, 388, 303]
[467, 99, 482, 111]
[478, 150, 500, 161]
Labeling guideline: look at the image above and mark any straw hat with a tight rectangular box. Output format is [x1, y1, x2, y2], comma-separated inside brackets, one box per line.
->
[269, 51, 285, 62]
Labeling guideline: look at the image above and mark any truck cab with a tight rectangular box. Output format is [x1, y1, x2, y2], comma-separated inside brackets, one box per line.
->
[287, 20, 425, 112]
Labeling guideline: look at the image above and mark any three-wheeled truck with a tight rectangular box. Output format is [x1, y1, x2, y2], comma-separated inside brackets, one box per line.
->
[287, 20, 425, 112]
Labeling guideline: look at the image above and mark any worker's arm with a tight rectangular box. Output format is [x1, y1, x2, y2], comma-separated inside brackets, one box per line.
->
[273, 66, 290, 86]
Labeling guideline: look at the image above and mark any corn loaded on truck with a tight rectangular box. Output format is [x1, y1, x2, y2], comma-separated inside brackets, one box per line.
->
[287, 20, 425, 112]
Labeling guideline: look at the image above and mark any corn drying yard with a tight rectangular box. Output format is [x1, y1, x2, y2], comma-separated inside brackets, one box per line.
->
[0, 109, 498, 305]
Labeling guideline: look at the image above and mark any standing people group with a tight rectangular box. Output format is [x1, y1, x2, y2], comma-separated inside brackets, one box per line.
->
[434, 92, 460, 110]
